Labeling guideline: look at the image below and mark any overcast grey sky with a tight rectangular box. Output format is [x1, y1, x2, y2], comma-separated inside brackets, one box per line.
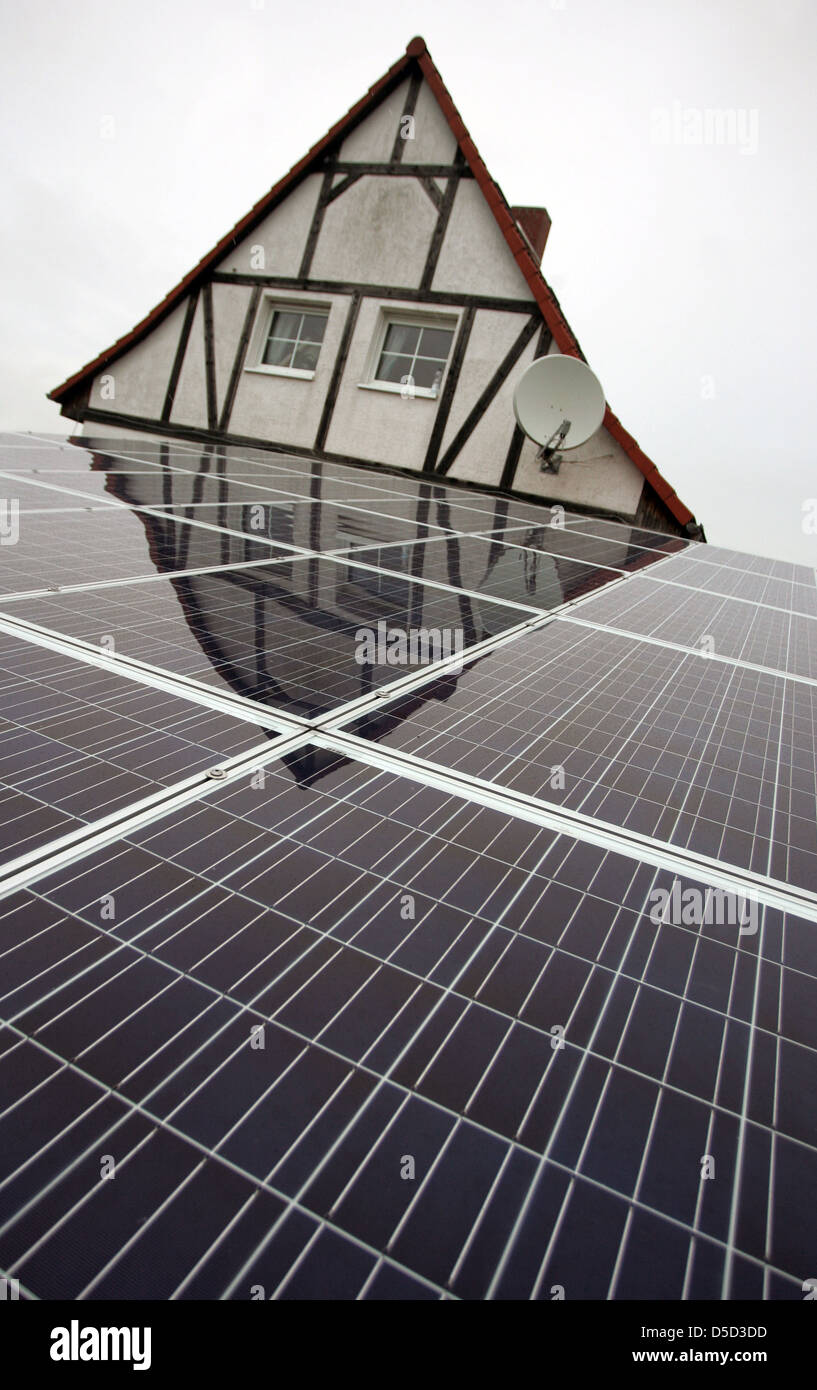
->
[1, 0, 815, 563]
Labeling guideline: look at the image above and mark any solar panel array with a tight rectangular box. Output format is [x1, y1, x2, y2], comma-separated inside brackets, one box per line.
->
[0, 430, 814, 1302]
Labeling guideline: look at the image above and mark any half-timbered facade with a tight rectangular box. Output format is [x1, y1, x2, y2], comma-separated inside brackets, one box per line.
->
[49, 37, 702, 539]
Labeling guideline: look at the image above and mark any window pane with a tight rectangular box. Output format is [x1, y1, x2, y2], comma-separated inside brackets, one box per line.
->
[270, 310, 301, 339]
[293, 342, 320, 372]
[300, 313, 327, 344]
[375, 352, 414, 384]
[263, 337, 295, 368]
[383, 322, 421, 355]
[417, 327, 454, 359]
[412, 358, 444, 390]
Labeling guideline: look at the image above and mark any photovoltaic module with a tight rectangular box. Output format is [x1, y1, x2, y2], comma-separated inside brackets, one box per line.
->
[0, 431, 814, 1301]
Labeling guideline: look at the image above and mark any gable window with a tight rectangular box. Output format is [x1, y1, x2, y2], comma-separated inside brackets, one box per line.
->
[249, 300, 330, 379]
[360, 312, 457, 398]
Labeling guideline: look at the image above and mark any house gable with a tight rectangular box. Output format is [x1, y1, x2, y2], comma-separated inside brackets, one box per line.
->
[49, 37, 700, 537]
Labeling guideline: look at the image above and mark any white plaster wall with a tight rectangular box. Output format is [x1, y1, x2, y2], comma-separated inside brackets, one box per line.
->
[514, 425, 645, 515]
[323, 296, 446, 469]
[216, 174, 323, 277]
[447, 331, 540, 488]
[338, 79, 411, 161]
[88, 301, 189, 419]
[169, 295, 208, 427]
[336, 76, 458, 165]
[310, 176, 437, 287]
[211, 281, 252, 420]
[438, 308, 533, 459]
[408, 80, 458, 164]
[432, 181, 535, 300]
[229, 289, 351, 446]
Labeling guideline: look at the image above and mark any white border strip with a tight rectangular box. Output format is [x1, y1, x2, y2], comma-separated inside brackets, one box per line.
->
[0, 613, 304, 733]
[311, 730, 817, 925]
[0, 731, 313, 899]
[0, 553, 310, 605]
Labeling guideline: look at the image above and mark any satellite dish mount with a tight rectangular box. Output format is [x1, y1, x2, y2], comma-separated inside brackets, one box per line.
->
[538, 418, 571, 474]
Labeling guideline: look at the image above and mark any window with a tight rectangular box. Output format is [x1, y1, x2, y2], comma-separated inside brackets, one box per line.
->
[249, 301, 330, 378]
[361, 312, 457, 397]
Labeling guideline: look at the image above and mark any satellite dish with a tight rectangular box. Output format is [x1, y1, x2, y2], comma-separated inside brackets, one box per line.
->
[513, 354, 606, 474]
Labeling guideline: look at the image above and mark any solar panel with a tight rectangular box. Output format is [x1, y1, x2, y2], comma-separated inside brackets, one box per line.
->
[342, 624, 817, 888]
[0, 502, 298, 599]
[0, 431, 815, 1310]
[572, 575, 814, 678]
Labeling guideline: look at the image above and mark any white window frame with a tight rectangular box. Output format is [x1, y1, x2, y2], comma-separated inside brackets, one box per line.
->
[245, 295, 331, 380]
[358, 307, 459, 399]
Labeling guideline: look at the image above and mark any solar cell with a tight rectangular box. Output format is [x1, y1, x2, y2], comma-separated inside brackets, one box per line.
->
[572, 574, 814, 678]
[341, 623, 817, 890]
[2, 553, 529, 718]
[0, 429, 815, 1305]
[674, 542, 814, 585]
[473, 522, 672, 575]
[1, 745, 813, 1300]
[564, 514, 693, 554]
[648, 551, 817, 613]
[152, 501, 455, 552]
[0, 630, 281, 870]
[354, 535, 621, 609]
[1, 476, 131, 511]
[0, 506, 292, 597]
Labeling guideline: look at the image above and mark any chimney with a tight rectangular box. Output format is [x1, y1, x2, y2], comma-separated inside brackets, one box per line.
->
[510, 206, 551, 263]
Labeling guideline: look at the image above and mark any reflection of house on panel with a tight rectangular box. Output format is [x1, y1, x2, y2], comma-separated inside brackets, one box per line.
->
[99, 447, 683, 727]
[92, 484, 498, 722]
[50, 37, 702, 540]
